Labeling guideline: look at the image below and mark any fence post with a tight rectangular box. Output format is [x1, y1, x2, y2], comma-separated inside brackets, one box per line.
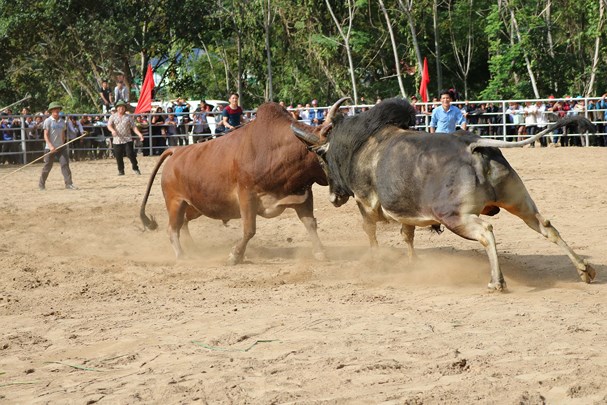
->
[20, 116, 28, 163]
[501, 101, 507, 141]
[148, 113, 153, 156]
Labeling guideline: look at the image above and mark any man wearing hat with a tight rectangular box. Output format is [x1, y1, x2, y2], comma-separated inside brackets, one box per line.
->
[107, 100, 144, 175]
[38, 102, 77, 190]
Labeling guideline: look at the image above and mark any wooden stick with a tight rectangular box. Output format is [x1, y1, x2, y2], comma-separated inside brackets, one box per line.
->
[0, 132, 89, 180]
[0, 94, 31, 113]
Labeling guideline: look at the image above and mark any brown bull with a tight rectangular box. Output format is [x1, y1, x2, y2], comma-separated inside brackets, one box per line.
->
[140, 101, 340, 264]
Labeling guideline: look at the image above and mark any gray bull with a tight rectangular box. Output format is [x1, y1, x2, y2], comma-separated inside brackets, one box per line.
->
[292, 98, 596, 290]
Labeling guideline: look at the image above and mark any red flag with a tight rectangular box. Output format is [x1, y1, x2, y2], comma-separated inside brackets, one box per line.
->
[418, 57, 430, 103]
[134, 64, 155, 114]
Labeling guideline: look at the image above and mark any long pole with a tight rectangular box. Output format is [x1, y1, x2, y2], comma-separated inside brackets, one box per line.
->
[0, 131, 89, 180]
[0, 94, 31, 113]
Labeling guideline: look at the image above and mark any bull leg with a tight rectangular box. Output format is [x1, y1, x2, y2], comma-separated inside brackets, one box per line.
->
[514, 210, 596, 283]
[293, 194, 327, 261]
[498, 181, 596, 283]
[441, 215, 506, 291]
[180, 220, 195, 250]
[227, 193, 257, 265]
[357, 202, 379, 249]
[167, 200, 188, 259]
[400, 224, 417, 262]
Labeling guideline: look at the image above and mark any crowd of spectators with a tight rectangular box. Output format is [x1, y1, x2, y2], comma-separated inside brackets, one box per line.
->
[1, 92, 607, 165]
[410, 93, 607, 147]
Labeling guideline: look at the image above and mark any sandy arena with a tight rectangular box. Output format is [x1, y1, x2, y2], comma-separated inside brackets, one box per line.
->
[1, 147, 606, 404]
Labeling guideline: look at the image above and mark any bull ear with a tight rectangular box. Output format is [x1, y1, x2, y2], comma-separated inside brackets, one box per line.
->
[291, 124, 320, 146]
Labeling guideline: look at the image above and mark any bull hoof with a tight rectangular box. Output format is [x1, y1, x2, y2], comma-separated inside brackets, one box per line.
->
[487, 280, 507, 292]
[227, 253, 243, 266]
[313, 251, 328, 261]
[579, 263, 596, 283]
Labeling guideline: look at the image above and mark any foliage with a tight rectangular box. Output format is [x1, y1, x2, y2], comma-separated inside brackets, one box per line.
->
[0, 0, 605, 112]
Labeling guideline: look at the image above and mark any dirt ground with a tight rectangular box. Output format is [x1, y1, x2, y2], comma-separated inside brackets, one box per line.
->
[1, 147, 606, 404]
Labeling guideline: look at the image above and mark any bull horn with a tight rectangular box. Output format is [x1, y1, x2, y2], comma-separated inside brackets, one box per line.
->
[291, 124, 320, 145]
[324, 97, 351, 125]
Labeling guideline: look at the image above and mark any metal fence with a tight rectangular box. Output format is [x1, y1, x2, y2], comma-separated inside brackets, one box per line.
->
[1, 97, 606, 165]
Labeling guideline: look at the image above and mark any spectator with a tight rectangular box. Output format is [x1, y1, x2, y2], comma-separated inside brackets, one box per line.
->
[107, 100, 144, 176]
[429, 90, 467, 133]
[114, 81, 129, 104]
[523, 101, 539, 147]
[38, 102, 77, 190]
[30, 113, 45, 160]
[99, 79, 113, 113]
[1, 113, 17, 164]
[164, 112, 178, 146]
[91, 115, 110, 159]
[300, 103, 310, 123]
[571, 97, 586, 146]
[173, 98, 190, 146]
[410, 96, 425, 129]
[535, 101, 548, 147]
[151, 106, 166, 154]
[67, 115, 85, 160]
[589, 95, 606, 146]
[292, 103, 304, 121]
[546, 97, 563, 146]
[136, 113, 151, 156]
[222, 93, 244, 132]
[191, 106, 210, 143]
[506, 102, 525, 141]
[213, 105, 226, 135]
[308, 99, 324, 126]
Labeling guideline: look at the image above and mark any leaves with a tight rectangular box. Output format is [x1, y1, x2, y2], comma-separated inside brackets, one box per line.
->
[0, 0, 606, 111]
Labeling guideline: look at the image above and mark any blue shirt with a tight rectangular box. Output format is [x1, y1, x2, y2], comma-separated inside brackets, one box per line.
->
[430, 105, 466, 133]
[308, 108, 324, 126]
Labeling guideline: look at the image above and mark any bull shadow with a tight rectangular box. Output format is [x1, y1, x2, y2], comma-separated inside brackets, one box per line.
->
[186, 239, 603, 291]
[249, 243, 369, 262]
[250, 242, 604, 291]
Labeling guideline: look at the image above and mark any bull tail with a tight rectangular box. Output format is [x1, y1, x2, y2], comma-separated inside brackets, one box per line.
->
[468, 115, 596, 152]
[140, 148, 175, 230]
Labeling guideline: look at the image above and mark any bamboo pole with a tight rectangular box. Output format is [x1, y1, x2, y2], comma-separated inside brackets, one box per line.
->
[0, 132, 89, 180]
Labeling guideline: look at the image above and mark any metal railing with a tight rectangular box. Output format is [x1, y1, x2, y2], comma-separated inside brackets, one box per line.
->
[1, 98, 606, 164]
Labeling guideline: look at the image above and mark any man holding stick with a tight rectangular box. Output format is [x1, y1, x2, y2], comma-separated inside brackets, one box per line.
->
[38, 102, 77, 190]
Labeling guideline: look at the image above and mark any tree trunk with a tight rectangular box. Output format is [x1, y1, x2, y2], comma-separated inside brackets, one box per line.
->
[448, 0, 473, 99]
[397, 0, 423, 75]
[140, 19, 149, 79]
[543, 0, 557, 92]
[586, 0, 605, 95]
[433, 0, 442, 93]
[508, 4, 539, 98]
[232, 1, 245, 105]
[264, 0, 274, 101]
[326, 0, 358, 104]
[200, 41, 222, 96]
[379, 0, 406, 97]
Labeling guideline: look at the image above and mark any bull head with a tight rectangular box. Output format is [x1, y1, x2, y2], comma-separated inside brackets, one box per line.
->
[291, 96, 353, 207]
